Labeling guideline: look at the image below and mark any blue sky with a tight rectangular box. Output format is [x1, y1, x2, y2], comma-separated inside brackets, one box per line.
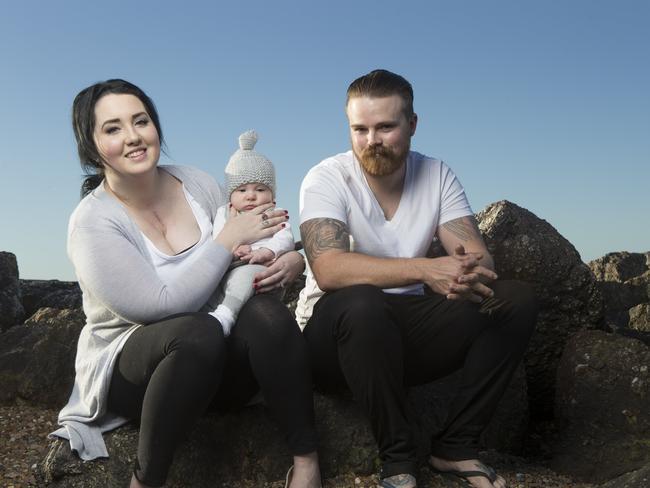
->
[1, 0, 648, 280]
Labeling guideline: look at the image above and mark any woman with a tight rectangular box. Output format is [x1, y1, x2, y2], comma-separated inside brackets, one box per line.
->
[51, 79, 321, 488]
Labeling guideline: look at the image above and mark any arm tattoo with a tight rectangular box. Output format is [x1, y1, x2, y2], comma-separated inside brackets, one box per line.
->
[300, 218, 350, 266]
[442, 216, 480, 243]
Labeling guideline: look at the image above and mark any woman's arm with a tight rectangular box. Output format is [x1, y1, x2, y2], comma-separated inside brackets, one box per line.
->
[251, 223, 294, 257]
[252, 250, 305, 294]
[213, 204, 288, 252]
[70, 224, 233, 325]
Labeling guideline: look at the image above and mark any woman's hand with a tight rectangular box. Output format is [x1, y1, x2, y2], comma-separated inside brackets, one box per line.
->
[214, 203, 289, 252]
[253, 250, 305, 294]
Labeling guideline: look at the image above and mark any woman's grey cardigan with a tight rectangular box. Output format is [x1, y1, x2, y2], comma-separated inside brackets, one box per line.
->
[51, 165, 233, 460]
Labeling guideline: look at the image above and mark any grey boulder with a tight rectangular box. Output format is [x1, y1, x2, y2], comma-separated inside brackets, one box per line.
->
[554, 329, 650, 483]
[0, 251, 25, 331]
[476, 200, 603, 419]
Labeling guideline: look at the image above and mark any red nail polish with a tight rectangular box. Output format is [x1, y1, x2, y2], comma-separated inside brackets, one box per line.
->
[281, 223, 286, 228]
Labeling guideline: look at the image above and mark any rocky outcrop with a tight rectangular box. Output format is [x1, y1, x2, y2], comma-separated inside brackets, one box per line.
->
[554, 330, 650, 483]
[38, 393, 374, 487]
[19, 279, 82, 318]
[476, 200, 603, 419]
[630, 303, 650, 332]
[588, 252, 650, 334]
[589, 251, 650, 283]
[1, 200, 645, 486]
[598, 463, 650, 488]
[0, 307, 85, 406]
[37, 370, 528, 487]
[0, 252, 25, 331]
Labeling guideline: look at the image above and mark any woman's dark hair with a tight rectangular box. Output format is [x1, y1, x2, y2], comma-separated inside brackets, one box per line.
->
[72, 79, 165, 197]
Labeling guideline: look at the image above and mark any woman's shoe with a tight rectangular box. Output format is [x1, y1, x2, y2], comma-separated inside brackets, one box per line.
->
[284, 464, 323, 488]
[284, 465, 294, 488]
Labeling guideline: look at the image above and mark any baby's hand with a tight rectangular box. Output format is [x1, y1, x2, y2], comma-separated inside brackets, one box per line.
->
[248, 247, 275, 265]
[234, 244, 252, 259]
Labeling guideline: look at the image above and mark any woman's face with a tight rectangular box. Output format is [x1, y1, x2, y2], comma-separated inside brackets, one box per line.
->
[93, 93, 160, 179]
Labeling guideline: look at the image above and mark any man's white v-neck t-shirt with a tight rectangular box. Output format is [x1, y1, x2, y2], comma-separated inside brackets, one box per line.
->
[296, 150, 473, 327]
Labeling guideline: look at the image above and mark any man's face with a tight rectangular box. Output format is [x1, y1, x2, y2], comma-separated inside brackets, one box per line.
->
[346, 94, 417, 177]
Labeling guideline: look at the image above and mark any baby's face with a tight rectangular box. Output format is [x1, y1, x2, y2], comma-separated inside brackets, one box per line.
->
[230, 183, 273, 212]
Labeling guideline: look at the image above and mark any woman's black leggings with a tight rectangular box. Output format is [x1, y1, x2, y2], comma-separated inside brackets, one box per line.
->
[107, 294, 317, 487]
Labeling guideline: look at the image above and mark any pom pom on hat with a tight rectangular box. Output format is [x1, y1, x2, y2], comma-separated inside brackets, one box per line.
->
[238, 130, 257, 150]
[225, 130, 276, 196]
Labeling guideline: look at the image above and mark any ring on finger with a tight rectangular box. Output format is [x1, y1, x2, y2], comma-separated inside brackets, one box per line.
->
[262, 219, 270, 228]
[261, 213, 269, 221]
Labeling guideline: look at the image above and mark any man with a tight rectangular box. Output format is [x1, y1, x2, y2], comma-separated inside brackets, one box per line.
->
[296, 69, 537, 488]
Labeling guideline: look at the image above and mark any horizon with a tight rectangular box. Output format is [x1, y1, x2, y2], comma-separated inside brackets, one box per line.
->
[1, 1, 648, 280]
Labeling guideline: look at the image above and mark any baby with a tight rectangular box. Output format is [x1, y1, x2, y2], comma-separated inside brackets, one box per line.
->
[207, 130, 294, 335]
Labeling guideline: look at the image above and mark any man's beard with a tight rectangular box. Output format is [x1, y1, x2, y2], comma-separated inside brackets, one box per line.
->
[356, 143, 409, 177]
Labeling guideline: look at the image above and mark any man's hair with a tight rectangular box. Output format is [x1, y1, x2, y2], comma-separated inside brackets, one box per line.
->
[346, 69, 414, 117]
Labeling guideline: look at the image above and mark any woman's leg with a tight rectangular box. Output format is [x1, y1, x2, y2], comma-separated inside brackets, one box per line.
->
[108, 313, 225, 487]
[211, 293, 319, 487]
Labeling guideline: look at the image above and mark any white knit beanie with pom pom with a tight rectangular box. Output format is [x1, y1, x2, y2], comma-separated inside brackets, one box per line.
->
[224, 130, 276, 196]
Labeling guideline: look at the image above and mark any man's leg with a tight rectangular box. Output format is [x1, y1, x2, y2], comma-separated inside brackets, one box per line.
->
[428, 280, 537, 460]
[303, 284, 417, 479]
[388, 280, 536, 487]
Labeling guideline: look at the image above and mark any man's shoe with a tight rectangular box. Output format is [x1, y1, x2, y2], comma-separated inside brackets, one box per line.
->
[429, 460, 498, 487]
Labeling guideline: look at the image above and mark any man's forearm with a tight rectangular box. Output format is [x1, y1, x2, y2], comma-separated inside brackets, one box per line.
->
[311, 251, 429, 291]
[301, 217, 466, 292]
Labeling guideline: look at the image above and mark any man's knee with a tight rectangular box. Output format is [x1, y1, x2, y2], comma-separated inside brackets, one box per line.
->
[322, 285, 395, 340]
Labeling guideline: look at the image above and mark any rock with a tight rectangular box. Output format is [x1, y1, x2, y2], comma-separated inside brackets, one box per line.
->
[281, 273, 305, 315]
[0, 251, 25, 331]
[588, 253, 650, 331]
[629, 303, 650, 332]
[476, 201, 603, 420]
[0, 324, 37, 403]
[20, 279, 82, 318]
[554, 330, 650, 483]
[37, 393, 375, 487]
[0, 307, 85, 406]
[37, 368, 527, 487]
[598, 462, 650, 488]
[589, 252, 650, 283]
